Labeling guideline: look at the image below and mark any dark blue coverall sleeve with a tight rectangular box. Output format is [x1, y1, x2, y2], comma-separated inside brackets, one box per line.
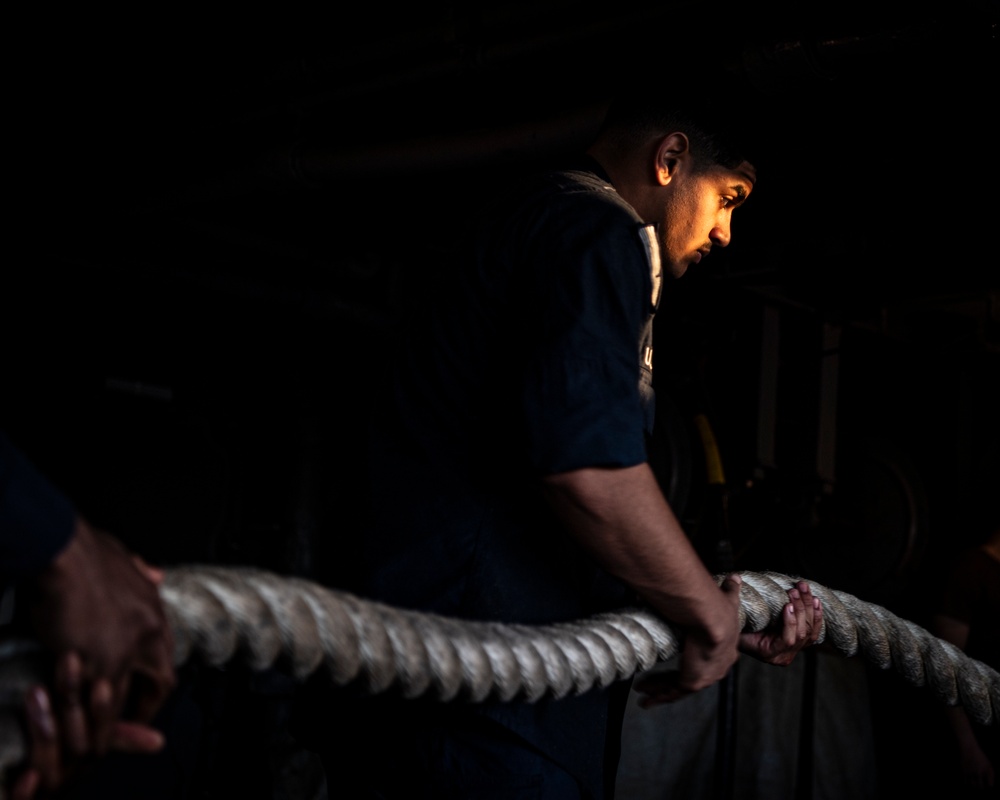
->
[517, 189, 654, 475]
[0, 431, 76, 584]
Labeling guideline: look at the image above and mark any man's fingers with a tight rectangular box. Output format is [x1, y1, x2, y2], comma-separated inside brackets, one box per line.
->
[793, 582, 822, 645]
[634, 669, 691, 707]
[811, 594, 824, 643]
[24, 686, 60, 792]
[130, 681, 172, 725]
[773, 582, 823, 659]
[130, 636, 177, 723]
[784, 587, 804, 646]
[10, 767, 40, 800]
[131, 555, 164, 586]
[637, 684, 690, 707]
[88, 677, 121, 756]
[54, 651, 89, 757]
[720, 573, 743, 615]
[795, 582, 814, 638]
[779, 582, 816, 648]
[109, 721, 165, 754]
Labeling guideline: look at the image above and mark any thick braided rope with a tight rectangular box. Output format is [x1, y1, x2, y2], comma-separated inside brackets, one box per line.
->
[155, 567, 999, 720]
[1, 566, 998, 789]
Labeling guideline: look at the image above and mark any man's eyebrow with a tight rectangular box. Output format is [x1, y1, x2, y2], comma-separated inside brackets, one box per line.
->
[731, 184, 749, 203]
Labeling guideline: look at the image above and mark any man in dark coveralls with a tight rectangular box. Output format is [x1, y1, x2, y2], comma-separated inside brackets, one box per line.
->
[302, 75, 824, 799]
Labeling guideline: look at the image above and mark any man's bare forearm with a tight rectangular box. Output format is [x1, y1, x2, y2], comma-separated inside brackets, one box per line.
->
[541, 462, 732, 643]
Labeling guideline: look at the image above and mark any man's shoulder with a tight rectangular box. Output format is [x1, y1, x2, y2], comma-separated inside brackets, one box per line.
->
[468, 158, 647, 265]
[533, 161, 624, 200]
[499, 161, 638, 224]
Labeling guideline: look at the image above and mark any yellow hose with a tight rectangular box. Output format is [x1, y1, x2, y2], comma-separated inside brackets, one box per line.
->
[693, 413, 726, 486]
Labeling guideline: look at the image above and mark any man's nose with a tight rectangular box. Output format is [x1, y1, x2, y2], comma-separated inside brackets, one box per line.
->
[710, 220, 731, 248]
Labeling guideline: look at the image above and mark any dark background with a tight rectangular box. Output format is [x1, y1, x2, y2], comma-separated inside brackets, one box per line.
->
[4, 3, 998, 798]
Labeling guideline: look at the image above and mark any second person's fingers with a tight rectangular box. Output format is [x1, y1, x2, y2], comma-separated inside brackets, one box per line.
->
[25, 686, 61, 792]
[54, 652, 88, 757]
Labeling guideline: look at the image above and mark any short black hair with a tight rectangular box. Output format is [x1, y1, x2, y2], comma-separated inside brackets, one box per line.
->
[593, 66, 766, 172]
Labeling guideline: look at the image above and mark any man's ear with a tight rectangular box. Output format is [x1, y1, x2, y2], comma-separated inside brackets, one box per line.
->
[654, 132, 690, 186]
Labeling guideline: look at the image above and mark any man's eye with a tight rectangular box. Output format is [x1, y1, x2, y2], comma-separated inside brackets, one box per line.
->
[721, 197, 735, 208]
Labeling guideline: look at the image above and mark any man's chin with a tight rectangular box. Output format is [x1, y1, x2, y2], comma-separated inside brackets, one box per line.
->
[667, 262, 689, 279]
